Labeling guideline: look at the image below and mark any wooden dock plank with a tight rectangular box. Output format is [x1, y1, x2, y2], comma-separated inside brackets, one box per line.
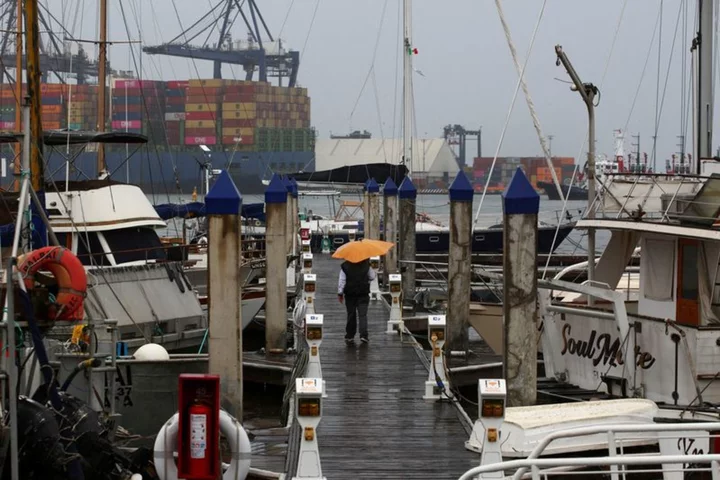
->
[310, 255, 480, 479]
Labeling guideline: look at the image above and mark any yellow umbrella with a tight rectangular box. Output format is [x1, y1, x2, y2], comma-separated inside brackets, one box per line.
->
[332, 239, 395, 263]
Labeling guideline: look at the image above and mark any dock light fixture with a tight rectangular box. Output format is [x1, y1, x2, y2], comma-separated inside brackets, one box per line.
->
[387, 274, 402, 333]
[347, 229, 357, 242]
[302, 253, 314, 274]
[293, 378, 327, 480]
[301, 239, 311, 253]
[304, 314, 327, 398]
[424, 314, 451, 401]
[369, 256, 381, 300]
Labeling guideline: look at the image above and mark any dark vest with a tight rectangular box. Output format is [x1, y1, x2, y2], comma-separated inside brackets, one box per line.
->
[341, 260, 370, 297]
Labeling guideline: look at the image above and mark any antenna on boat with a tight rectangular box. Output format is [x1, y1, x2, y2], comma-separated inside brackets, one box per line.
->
[693, 0, 714, 175]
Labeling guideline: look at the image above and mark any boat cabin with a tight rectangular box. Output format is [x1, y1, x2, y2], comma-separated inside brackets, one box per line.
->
[542, 174, 720, 407]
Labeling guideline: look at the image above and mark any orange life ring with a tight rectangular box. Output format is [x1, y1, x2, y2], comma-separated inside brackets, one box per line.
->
[16, 246, 87, 321]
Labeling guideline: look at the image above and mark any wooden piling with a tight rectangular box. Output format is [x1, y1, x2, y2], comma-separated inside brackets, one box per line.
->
[265, 174, 289, 354]
[364, 178, 380, 240]
[502, 167, 539, 407]
[398, 177, 417, 302]
[447, 171, 473, 354]
[383, 178, 398, 285]
[206, 170, 244, 418]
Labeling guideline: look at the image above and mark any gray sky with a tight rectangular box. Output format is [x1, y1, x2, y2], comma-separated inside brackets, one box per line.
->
[47, 0, 709, 166]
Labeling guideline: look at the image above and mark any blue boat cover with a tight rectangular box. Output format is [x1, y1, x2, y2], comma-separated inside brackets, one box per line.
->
[153, 202, 265, 222]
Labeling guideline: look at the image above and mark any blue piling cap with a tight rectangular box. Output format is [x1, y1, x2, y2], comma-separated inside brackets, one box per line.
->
[398, 176, 417, 199]
[365, 178, 379, 193]
[205, 170, 242, 215]
[282, 175, 292, 193]
[383, 178, 398, 196]
[448, 170, 474, 202]
[502, 167, 539, 215]
[265, 173, 288, 204]
[289, 177, 299, 198]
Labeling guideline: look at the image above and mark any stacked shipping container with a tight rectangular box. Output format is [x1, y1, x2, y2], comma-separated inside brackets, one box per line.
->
[473, 156, 577, 192]
[0, 78, 314, 154]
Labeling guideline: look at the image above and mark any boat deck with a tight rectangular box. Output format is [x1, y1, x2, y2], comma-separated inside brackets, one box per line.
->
[287, 255, 480, 479]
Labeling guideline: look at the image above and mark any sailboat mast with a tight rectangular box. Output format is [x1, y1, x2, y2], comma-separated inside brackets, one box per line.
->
[13, 0, 22, 192]
[696, 0, 713, 174]
[24, 0, 43, 191]
[97, 0, 108, 173]
[402, 0, 412, 170]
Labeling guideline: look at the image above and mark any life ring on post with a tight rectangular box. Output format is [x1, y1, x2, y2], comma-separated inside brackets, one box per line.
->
[16, 246, 87, 321]
[153, 410, 251, 480]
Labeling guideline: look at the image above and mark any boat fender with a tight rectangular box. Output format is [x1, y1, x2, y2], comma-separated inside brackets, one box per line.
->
[153, 410, 251, 480]
[16, 246, 87, 321]
[164, 263, 176, 285]
[254, 219, 262, 227]
[172, 264, 186, 294]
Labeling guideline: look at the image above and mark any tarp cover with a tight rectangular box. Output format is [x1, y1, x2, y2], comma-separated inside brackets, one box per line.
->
[153, 202, 265, 221]
[291, 163, 409, 186]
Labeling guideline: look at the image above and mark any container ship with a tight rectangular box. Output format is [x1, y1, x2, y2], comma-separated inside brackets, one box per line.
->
[471, 156, 578, 194]
[0, 78, 315, 195]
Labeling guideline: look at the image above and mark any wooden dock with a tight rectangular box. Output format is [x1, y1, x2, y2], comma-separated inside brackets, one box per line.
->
[287, 255, 481, 479]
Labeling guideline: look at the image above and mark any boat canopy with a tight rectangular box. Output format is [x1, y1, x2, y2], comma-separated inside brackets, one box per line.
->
[153, 201, 265, 222]
[292, 163, 408, 186]
[0, 130, 149, 145]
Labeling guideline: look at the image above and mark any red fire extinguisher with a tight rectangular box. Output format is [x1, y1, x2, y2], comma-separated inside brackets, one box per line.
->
[186, 401, 213, 478]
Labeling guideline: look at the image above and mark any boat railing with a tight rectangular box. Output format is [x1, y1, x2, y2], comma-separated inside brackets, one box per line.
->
[458, 421, 720, 480]
[592, 172, 720, 225]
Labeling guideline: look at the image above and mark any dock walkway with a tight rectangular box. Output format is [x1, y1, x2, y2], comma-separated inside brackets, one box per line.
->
[308, 255, 479, 479]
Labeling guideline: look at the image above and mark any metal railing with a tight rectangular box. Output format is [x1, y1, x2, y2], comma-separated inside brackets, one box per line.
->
[458, 421, 720, 480]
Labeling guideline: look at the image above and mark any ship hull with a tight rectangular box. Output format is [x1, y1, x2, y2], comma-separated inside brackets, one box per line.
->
[38, 150, 315, 195]
[537, 181, 588, 200]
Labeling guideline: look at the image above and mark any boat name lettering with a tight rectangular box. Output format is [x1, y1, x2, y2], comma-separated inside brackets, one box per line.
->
[560, 323, 656, 370]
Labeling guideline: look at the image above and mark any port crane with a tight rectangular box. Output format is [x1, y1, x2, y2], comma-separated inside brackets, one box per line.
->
[143, 0, 300, 86]
[443, 124, 482, 168]
[0, 0, 122, 84]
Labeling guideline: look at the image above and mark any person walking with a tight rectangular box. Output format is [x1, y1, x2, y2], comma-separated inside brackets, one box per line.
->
[338, 258, 376, 345]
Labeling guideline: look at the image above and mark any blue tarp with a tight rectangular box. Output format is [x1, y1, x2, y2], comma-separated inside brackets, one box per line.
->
[153, 202, 266, 222]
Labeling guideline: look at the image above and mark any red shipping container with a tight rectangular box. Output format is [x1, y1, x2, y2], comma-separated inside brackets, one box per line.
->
[185, 111, 217, 121]
[114, 79, 163, 89]
[222, 135, 253, 145]
[221, 119, 255, 128]
[0, 121, 15, 129]
[166, 80, 189, 89]
[185, 135, 216, 145]
[112, 120, 142, 129]
[187, 87, 221, 96]
[185, 127, 216, 136]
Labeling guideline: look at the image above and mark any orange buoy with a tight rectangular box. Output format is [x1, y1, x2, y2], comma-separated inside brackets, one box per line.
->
[16, 246, 87, 321]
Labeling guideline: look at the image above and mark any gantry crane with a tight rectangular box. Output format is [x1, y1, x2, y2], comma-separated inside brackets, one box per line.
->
[443, 124, 482, 168]
[0, 0, 122, 84]
[143, 0, 300, 86]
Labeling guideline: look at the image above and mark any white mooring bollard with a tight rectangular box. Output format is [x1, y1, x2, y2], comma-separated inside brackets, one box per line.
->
[387, 274, 402, 334]
[302, 274, 316, 315]
[424, 314, 451, 401]
[293, 378, 326, 480]
[466, 379, 507, 479]
[369, 256, 380, 300]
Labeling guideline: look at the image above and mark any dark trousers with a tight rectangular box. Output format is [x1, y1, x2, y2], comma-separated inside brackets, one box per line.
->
[345, 295, 369, 339]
